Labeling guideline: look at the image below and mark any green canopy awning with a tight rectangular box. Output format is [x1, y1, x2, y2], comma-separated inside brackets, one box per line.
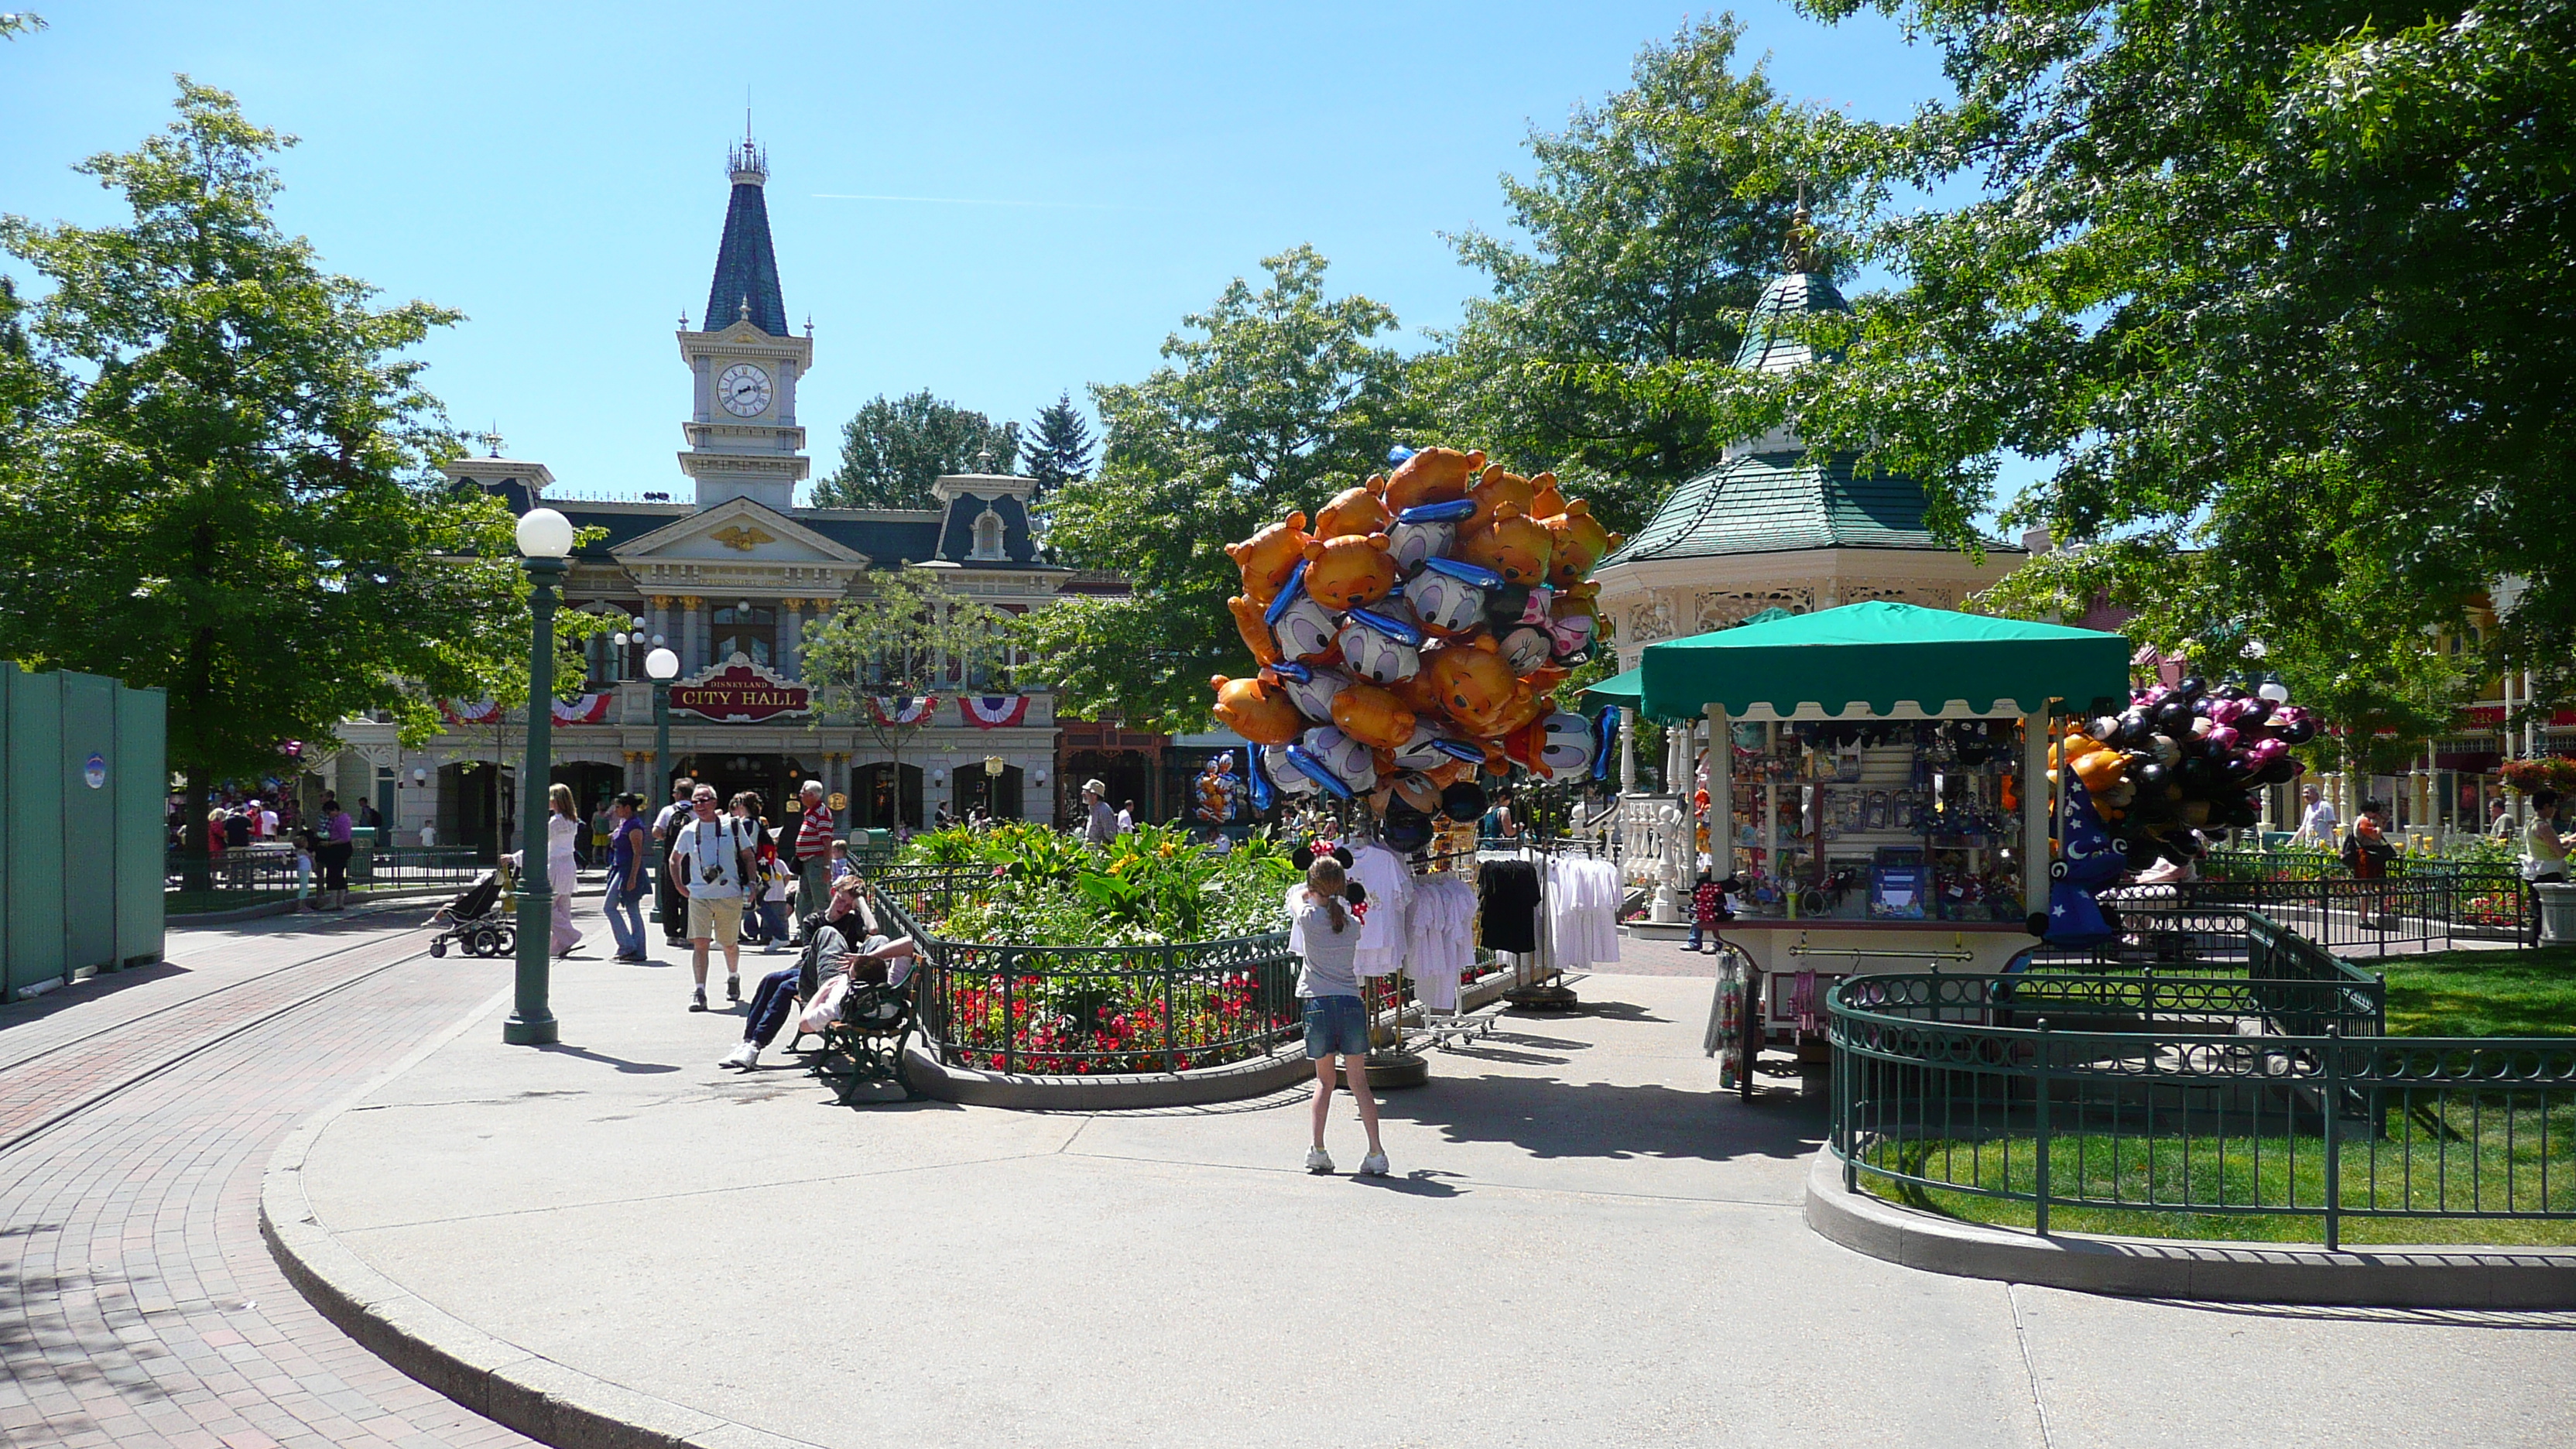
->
[1579, 666, 1642, 714]
[1636, 601, 2131, 721]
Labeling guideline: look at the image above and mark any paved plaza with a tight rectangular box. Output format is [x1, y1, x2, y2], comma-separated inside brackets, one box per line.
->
[5, 902, 2572, 1448]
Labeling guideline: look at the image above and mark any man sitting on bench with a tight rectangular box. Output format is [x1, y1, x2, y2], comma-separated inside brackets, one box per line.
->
[720, 875, 916, 1070]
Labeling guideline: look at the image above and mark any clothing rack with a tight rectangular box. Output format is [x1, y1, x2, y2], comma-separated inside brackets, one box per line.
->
[1383, 845, 1501, 1053]
[1485, 838, 1580, 1009]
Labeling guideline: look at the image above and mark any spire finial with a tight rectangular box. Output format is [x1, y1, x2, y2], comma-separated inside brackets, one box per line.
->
[1785, 186, 1821, 274]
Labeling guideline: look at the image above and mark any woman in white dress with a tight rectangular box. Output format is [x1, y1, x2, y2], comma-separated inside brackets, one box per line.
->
[546, 783, 584, 956]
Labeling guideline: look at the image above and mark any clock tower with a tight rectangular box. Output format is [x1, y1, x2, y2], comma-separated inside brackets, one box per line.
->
[677, 129, 814, 511]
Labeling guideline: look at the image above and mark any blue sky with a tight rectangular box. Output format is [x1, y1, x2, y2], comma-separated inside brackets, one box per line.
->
[2, 2, 1958, 504]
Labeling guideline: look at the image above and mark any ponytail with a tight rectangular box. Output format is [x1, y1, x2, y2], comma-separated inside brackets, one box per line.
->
[1307, 858, 1348, 934]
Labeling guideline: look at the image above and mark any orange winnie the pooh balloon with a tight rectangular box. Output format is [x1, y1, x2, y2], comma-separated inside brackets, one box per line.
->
[1463, 464, 1536, 535]
[1209, 674, 1303, 745]
[1314, 480, 1392, 540]
[1382, 447, 1485, 513]
[1542, 500, 1620, 587]
[1329, 680, 1417, 753]
[1455, 502, 1554, 587]
[1226, 595, 1281, 668]
[1300, 533, 1398, 611]
[1224, 512, 1310, 605]
[1426, 635, 1520, 737]
[1526, 471, 1566, 521]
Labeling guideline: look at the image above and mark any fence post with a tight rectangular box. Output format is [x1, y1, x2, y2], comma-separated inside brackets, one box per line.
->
[1002, 955, 1016, 1077]
[2322, 1023, 2341, 1252]
[2034, 1018, 2052, 1238]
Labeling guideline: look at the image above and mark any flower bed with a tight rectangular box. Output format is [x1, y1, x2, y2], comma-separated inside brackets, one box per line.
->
[879, 822, 1305, 1074]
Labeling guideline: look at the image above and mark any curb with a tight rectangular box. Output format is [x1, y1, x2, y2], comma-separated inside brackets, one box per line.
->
[1802, 1146, 2576, 1308]
[901, 1039, 1317, 1109]
[262, 986, 825, 1449]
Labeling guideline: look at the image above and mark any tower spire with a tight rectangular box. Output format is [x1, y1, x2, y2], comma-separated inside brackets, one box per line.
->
[706, 129, 786, 335]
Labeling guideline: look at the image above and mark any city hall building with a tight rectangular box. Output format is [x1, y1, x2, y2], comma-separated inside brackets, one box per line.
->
[339, 137, 1093, 855]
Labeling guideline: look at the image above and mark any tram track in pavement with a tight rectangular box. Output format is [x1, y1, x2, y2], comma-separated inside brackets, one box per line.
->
[0, 929, 440, 1159]
[0, 908, 543, 1448]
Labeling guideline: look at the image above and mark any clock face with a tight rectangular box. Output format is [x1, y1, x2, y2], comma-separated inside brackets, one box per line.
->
[718, 362, 772, 418]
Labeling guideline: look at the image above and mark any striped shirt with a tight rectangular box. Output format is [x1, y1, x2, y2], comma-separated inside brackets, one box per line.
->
[796, 802, 835, 862]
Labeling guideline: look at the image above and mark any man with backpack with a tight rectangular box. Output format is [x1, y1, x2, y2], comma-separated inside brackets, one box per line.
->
[670, 784, 758, 1012]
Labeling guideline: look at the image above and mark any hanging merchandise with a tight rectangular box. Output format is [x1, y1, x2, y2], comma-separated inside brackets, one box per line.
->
[1347, 840, 1413, 978]
[1403, 874, 1478, 1013]
[1545, 855, 1622, 971]
[1476, 856, 1543, 954]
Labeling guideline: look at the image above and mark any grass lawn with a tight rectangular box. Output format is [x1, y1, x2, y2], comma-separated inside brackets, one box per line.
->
[1858, 943, 2576, 1246]
[2376, 944, 2576, 1037]
[1863, 1116, 2576, 1247]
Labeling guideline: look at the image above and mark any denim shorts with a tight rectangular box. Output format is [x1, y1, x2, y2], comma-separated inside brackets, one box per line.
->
[1302, 994, 1369, 1059]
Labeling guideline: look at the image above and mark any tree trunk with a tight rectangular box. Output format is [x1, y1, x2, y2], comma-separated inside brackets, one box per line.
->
[177, 763, 213, 893]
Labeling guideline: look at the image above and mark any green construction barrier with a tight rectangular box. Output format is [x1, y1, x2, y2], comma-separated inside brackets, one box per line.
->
[2, 663, 168, 1001]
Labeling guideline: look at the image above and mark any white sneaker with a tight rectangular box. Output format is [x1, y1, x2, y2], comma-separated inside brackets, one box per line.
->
[719, 1043, 759, 1070]
[1304, 1147, 1334, 1175]
[1358, 1151, 1389, 1177]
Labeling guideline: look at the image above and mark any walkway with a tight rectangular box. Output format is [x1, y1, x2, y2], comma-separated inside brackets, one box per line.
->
[282, 937, 2576, 1449]
[0, 907, 538, 1449]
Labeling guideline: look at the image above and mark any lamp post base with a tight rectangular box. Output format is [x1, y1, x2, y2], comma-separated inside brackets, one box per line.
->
[502, 1013, 560, 1046]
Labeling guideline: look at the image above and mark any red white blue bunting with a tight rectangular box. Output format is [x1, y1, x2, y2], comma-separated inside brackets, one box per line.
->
[869, 695, 940, 726]
[960, 695, 1029, 728]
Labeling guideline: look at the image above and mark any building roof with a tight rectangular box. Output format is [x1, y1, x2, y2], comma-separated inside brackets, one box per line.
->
[1605, 450, 1984, 561]
[704, 172, 789, 337]
[1599, 263, 2017, 568]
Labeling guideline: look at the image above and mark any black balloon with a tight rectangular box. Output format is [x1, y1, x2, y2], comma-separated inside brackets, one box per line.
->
[1440, 779, 1488, 820]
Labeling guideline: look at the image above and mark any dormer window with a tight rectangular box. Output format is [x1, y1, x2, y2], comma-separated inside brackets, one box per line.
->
[970, 506, 1006, 562]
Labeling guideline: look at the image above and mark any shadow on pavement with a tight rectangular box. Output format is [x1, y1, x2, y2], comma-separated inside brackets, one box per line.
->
[1352, 1170, 1467, 1198]
[1387, 1074, 1824, 1163]
[536, 1043, 681, 1074]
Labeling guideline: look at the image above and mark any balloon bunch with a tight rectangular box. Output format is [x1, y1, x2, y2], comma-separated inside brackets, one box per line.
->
[2051, 677, 2317, 869]
[1209, 446, 1625, 849]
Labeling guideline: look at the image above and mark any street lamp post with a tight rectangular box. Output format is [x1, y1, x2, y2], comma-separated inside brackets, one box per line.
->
[505, 506, 575, 1047]
[645, 644, 680, 923]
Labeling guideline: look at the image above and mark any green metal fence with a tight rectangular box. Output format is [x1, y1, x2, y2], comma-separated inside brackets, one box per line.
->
[1831, 953, 2576, 1248]
[2, 663, 167, 1001]
[864, 874, 1300, 1076]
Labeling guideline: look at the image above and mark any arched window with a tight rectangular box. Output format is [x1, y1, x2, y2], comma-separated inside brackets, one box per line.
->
[712, 605, 776, 666]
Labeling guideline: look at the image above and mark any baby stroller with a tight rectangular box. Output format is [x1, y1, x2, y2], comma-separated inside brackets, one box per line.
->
[428, 862, 516, 957]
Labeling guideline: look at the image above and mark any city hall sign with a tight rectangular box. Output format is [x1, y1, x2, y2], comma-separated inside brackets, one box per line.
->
[670, 657, 811, 723]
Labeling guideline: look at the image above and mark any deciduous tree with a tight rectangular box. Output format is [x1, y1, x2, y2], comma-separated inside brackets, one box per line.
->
[814, 389, 1019, 510]
[1766, 0, 2576, 704]
[1427, 17, 1857, 534]
[0, 80, 554, 879]
[1021, 246, 1418, 731]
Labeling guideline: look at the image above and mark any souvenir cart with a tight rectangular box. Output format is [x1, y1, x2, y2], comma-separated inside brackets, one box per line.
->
[1588, 603, 2132, 1096]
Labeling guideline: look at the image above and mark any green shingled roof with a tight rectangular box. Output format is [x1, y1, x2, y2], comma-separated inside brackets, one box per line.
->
[1600, 266, 2015, 568]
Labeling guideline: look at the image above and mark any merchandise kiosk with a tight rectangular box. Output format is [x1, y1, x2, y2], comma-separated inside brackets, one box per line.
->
[1588, 603, 2132, 1092]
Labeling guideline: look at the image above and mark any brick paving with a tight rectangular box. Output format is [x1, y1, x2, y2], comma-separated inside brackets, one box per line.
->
[0, 913, 542, 1449]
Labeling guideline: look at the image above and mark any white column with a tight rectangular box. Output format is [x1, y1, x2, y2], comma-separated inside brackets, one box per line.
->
[2021, 711, 2050, 919]
[1706, 704, 1731, 881]
[781, 599, 806, 679]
